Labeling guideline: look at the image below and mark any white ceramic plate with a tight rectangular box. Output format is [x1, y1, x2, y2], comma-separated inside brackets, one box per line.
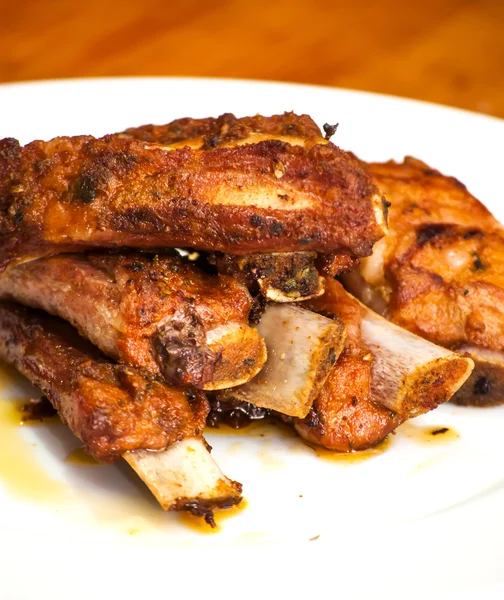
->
[0, 78, 503, 600]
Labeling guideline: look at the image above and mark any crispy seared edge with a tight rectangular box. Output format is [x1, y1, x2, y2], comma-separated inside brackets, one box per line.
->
[0, 113, 386, 272]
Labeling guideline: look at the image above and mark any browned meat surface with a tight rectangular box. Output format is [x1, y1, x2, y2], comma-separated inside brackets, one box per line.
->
[0, 113, 386, 273]
[0, 252, 266, 390]
[295, 278, 471, 449]
[345, 157, 504, 406]
[0, 302, 208, 461]
[121, 113, 386, 298]
[295, 279, 402, 450]
[209, 251, 324, 302]
[122, 112, 324, 147]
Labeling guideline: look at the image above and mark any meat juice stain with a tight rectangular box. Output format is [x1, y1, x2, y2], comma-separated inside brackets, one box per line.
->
[0, 368, 245, 533]
[398, 422, 459, 444]
[177, 499, 249, 534]
[207, 420, 391, 463]
[205, 419, 297, 439]
[303, 436, 392, 463]
[0, 371, 65, 501]
[66, 447, 104, 467]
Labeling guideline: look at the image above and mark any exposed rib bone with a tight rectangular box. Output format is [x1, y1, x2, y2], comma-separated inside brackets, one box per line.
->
[359, 303, 474, 418]
[294, 278, 474, 451]
[217, 304, 345, 418]
[124, 438, 242, 525]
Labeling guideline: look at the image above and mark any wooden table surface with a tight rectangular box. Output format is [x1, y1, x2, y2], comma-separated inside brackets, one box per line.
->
[1, 0, 503, 118]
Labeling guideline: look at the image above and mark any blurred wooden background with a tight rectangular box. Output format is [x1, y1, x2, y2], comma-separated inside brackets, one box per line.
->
[0, 0, 503, 117]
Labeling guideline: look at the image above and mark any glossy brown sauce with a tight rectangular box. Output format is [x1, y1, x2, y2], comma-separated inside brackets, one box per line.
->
[177, 499, 249, 533]
[399, 422, 459, 444]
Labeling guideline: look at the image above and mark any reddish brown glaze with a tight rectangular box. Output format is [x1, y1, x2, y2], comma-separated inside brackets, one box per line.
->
[0, 302, 208, 461]
[0, 114, 384, 272]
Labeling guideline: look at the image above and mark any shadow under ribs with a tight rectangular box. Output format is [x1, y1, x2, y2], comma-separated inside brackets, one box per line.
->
[0, 252, 266, 390]
[0, 303, 242, 523]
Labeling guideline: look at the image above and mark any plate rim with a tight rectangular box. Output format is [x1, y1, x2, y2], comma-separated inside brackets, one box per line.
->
[0, 74, 502, 128]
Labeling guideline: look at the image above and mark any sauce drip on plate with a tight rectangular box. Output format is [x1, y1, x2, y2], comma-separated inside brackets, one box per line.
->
[399, 422, 459, 444]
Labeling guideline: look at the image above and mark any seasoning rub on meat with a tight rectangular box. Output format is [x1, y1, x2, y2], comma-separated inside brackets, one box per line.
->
[0, 252, 267, 390]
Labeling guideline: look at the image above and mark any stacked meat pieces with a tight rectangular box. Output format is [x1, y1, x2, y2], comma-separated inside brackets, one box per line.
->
[0, 113, 486, 524]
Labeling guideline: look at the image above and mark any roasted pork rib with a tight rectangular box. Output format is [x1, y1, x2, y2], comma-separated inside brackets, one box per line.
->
[345, 157, 504, 406]
[0, 302, 242, 520]
[0, 252, 266, 390]
[295, 279, 473, 450]
[118, 112, 387, 301]
[0, 113, 386, 274]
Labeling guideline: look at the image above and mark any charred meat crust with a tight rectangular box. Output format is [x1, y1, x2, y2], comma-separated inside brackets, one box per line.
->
[452, 363, 504, 407]
[210, 251, 323, 301]
[122, 112, 325, 147]
[0, 252, 266, 390]
[386, 216, 504, 351]
[0, 302, 208, 461]
[171, 496, 243, 528]
[207, 398, 270, 429]
[0, 122, 384, 272]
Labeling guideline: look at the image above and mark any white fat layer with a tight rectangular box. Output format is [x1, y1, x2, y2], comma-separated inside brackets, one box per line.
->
[124, 438, 241, 510]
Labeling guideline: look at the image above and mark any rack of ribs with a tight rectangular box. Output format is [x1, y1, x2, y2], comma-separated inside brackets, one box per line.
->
[344, 157, 504, 406]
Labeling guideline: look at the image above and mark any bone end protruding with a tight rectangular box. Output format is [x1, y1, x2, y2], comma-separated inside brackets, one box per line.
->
[124, 437, 242, 525]
[360, 308, 474, 418]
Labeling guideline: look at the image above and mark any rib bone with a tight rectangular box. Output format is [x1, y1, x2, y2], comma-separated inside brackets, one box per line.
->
[357, 299, 474, 418]
[217, 304, 346, 418]
[0, 252, 267, 390]
[125, 438, 242, 521]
